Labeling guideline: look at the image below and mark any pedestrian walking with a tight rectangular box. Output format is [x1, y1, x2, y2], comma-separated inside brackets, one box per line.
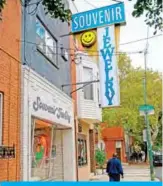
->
[106, 153, 124, 182]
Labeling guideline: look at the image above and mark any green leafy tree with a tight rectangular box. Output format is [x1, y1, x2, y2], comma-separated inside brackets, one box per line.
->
[129, 0, 163, 34]
[152, 111, 162, 151]
[0, 0, 162, 32]
[0, 0, 71, 22]
[95, 149, 106, 169]
[103, 54, 162, 147]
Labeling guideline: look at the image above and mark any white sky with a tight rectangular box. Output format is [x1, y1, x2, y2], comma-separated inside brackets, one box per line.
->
[70, 0, 163, 72]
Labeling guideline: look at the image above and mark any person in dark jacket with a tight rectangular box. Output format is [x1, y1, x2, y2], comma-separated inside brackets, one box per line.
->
[106, 153, 124, 181]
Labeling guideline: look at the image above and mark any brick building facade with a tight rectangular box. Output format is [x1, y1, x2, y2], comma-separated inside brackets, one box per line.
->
[101, 127, 127, 162]
[0, 0, 21, 181]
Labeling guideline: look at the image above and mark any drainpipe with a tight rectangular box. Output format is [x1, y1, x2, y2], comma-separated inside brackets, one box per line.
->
[74, 117, 79, 181]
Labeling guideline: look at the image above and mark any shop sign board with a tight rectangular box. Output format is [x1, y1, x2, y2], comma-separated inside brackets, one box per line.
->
[0, 145, 15, 159]
[139, 104, 154, 116]
[32, 96, 71, 124]
[143, 129, 147, 142]
[28, 77, 74, 127]
[97, 25, 120, 107]
[71, 3, 126, 33]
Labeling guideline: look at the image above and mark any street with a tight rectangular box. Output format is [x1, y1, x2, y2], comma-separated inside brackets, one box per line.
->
[90, 165, 161, 182]
[155, 167, 162, 181]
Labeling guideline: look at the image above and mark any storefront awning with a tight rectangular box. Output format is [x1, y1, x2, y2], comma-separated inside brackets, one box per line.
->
[78, 118, 101, 129]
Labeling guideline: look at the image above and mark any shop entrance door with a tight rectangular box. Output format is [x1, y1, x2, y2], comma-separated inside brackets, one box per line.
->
[116, 148, 121, 161]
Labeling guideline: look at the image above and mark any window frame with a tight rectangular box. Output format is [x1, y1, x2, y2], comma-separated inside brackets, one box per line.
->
[78, 134, 88, 167]
[83, 66, 94, 101]
[0, 92, 3, 145]
[36, 16, 59, 69]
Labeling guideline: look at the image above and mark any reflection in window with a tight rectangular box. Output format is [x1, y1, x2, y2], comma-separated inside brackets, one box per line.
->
[36, 18, 58, 67]
[31, 123, 52, 180]
[83, 67, 93, 100]
[78, 137, 87, 166]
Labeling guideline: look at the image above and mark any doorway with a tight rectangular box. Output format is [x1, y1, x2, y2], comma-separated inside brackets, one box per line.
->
[116, 148, 121, 161]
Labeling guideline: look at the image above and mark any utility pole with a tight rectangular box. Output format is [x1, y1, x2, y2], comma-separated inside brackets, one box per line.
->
[143, 28, 155, 181]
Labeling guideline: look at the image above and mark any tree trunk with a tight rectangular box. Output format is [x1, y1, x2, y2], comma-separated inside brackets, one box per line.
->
[144, 142, 147, 163]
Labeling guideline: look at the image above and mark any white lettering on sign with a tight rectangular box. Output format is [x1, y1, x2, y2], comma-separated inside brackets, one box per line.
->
[71, 3, 126, 33]
[99, 11, 104, 24]
[116, 7, 122, 20]
[85, 14, 91, 26]
[104, 9, 111, 22]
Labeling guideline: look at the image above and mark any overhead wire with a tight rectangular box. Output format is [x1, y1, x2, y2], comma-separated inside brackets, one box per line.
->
[71, 0, 79, 13]
[18, 39, 144, 56]
[120, 34, 162, 45]
[83, 0, 97, 8]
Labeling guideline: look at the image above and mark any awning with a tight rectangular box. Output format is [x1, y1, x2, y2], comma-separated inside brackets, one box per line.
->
[78, 118, 101, 129]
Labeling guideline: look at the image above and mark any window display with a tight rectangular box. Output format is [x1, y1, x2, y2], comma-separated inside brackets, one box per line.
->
[31, 122, 51, 180]
[31, 119, 63, 180]
[78, 135, 87, 166]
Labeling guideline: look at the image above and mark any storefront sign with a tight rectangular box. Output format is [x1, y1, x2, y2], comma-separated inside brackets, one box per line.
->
[0, 145, 15, 159]
[143, 129, 147, 142]
[81, 31, 96, 47]
[33, 97, 71, 124]
[71, 3, 126, 33]
[97, 25, 120, 107]
[116, 141, 122, 148]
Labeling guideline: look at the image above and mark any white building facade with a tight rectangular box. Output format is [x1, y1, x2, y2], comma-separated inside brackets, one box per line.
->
[21, 67, 76, 181]
[76, 52, 102, 121]
[75, 52, 102, 181]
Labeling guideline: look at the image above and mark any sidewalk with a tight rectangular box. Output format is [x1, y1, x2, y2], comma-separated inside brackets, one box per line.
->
[90, 165, 160, 182]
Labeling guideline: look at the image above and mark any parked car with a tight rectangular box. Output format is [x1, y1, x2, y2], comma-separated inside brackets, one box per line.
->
[153, 154, 162, 166]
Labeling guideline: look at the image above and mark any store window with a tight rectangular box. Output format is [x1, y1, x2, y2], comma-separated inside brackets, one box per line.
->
[83, 67, 93, 100]
[31, 119, 63, 180]
[36, 17, 58, 67]
[78, 134, 87, 166]
[31, 122, 52, 180]
[0, 92, 3, 145]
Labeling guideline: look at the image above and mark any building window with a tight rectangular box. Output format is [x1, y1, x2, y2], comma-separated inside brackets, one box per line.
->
[31, 119, 64, 180]
[0, 93, 3, 145]
[31, 123, 52, 180]
[83, 67, 93, 100]
[78, 135, 87, 166]
[36, 17, 58, 68]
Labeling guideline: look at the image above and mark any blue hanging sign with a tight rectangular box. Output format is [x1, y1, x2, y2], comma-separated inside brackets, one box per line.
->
[71, 3, 126, 33]
[97, 25, 120, 107]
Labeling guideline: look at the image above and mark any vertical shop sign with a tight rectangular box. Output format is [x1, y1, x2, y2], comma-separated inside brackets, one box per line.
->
[97, 25, 120, 107]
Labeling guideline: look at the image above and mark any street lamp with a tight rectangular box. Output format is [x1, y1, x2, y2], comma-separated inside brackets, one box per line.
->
[143, 29, 155, 181]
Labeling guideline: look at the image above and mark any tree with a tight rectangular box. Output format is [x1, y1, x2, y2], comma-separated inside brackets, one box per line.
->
[95, 149, 106, 170]
[153, 111, 162, 151]
[0, 0, 71, 21]
[129, 0, 163, 34]
[0, 0, 162, 33]
[102, 54, 162, 148]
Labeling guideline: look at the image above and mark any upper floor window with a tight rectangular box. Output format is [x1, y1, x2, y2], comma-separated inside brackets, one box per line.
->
[36, 17, 58, 68]
[97, 72, 100, 103]
[83, 67, 93, 100]
[0, 92, 3, 145]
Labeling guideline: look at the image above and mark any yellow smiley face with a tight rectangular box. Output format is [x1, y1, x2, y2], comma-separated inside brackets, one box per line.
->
[81, 31, 96, 47]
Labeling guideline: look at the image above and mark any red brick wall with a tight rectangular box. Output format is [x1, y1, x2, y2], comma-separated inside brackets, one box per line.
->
[104, 140, 126, 162]
[102, 127, 126, 162]
[0, 0, 21, 181]
[105, 140, 114, 160]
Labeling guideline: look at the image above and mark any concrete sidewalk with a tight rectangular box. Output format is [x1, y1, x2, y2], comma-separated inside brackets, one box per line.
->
[90, 165, 160, 182]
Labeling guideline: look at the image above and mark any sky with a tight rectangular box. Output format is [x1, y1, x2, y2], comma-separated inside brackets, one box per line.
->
[69, 0, 163, 72]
